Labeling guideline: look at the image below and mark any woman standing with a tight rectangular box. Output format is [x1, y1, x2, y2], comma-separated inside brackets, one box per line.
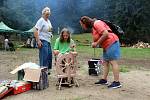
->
[34, 7, 53, 75]
[80, 16, 122, 89]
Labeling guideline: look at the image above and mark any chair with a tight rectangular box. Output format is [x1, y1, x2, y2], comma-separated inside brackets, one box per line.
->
[55, 52, 79, 90]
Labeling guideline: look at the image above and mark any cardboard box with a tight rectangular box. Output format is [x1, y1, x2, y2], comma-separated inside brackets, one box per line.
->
[23, 68, 41, 82]
[13, 82, 31, 95]
[10, 63, 45, 83]
[32, 67, 49, 90]
[10, 62, 40, 75]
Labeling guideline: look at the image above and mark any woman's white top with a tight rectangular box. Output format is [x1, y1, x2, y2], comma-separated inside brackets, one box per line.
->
[35, 17, 53, 43]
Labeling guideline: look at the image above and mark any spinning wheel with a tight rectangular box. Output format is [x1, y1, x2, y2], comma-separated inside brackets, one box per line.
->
[55, 53, 79, 90]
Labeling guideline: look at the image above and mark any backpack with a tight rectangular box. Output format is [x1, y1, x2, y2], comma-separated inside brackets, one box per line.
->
[101, 20, 124, 35]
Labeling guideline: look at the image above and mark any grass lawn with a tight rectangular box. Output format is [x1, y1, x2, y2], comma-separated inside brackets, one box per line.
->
[17, 33, 150, 72]
[51, 33, 150, 60]
[51, 33, 150, 72]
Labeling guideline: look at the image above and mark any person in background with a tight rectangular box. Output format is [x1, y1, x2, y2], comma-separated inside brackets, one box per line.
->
[34, 7, 53, 75]
[8, 40, 15, 51]
[30, 37, 36, 48]
[53, 28, 76, 56]
[80, 16, 122, 89]
[26, 37, 31, 48]
[4, 37, 9, 51]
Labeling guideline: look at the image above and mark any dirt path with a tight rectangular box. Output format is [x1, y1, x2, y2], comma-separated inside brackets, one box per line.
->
[0, 49, 150, 100]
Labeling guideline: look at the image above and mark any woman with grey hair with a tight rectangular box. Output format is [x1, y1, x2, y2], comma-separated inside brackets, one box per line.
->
[34, 7, 53, 75]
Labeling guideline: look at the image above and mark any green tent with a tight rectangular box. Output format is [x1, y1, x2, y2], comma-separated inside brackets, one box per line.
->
[0, 21, 18, 32]
[22, 27, 35, 37]
[24, 27, 35, 33]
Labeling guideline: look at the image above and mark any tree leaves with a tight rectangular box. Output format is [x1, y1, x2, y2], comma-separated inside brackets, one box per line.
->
[0, 0, 150, 43]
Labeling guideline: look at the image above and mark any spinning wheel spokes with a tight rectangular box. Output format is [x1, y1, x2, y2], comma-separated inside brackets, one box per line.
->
[55, 53, 79, 90]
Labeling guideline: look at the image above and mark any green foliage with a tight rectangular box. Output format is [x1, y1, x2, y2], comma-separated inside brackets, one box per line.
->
[106, 0, 150, 44]
[0, 0, 150, 43]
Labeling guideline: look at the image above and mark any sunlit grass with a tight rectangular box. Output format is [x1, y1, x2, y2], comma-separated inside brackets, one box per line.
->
[121, 47, 150, 59]
[52, 34, 150, 60]
[17, 33, 149, 70]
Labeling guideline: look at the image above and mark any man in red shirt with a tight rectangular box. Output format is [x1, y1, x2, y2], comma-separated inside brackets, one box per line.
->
[80, 16, 122, 89]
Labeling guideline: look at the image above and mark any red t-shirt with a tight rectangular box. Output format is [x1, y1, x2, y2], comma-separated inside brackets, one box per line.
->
[92, 20, 119, 50]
